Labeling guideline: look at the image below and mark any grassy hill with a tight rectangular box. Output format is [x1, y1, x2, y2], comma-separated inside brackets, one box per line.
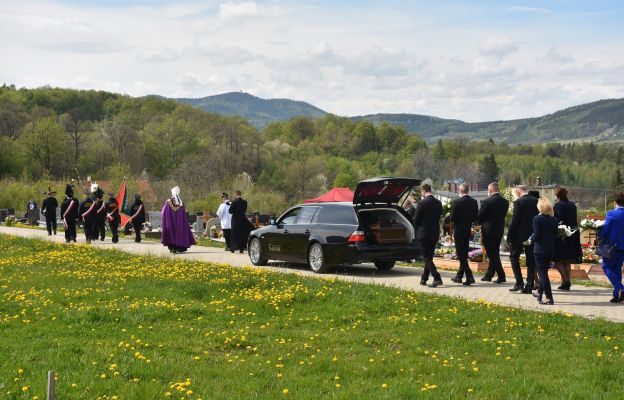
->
[353, 98, 624, 143]
[176, 92, 327, 129]
[175, 91, 624, 143]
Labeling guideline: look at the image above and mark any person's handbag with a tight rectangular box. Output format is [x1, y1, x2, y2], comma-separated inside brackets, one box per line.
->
[596, 233, 623, 260]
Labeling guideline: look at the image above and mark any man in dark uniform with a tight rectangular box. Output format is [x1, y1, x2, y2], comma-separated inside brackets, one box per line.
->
[450, 183, 479, 285]
[128, 194, 145, 243]
[229, 190, 254, 253]
[476, 182, 510, 283]
[41, 188, 58, 236]
[413, 183, 444, 287]
[60, 184, 78, 243]
[93, 185, 107, 241]
[506, 184, 539, 293]
[79, 190, 97, 244]
[105, 193, 121, 244]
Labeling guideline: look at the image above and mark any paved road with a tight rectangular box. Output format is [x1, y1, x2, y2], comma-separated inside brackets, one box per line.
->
[2, 226, 622, 323]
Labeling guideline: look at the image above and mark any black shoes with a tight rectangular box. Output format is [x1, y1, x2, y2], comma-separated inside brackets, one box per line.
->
[420, 280, 428, 286]
[429, 280, 443, 288]
[509, 284, 524, 292]
[558, 281, 571, 291]
[610, 290, 624, 303]
[451, 276, 463, 284]
[521, 286, 533, 294]
[538, 297, 554, 305]
[463, 278, 476, 286]
[481, 276, 493, 282]
[494, 278, 506, 284]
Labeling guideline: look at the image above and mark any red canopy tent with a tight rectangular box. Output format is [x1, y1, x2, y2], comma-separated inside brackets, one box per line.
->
[304, 187, 354, 203]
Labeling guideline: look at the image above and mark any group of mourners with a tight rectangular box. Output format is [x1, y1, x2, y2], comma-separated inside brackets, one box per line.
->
[36, 182, 254, 257]
[40, 183, 145, 244]
[406, 182, 624, 305]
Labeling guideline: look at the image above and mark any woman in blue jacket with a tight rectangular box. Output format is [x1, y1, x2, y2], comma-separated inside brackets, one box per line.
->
[597, 192, 624, 303]
[529, 198, 559, 305]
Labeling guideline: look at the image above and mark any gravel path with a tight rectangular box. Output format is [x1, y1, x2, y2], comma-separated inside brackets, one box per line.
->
[2, 226, 622, 323]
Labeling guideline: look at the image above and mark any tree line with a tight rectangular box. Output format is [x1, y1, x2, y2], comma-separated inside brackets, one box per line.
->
[0, 85, 620, 214]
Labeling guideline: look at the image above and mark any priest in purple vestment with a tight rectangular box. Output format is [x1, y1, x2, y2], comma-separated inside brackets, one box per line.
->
[161, 186, 196, 253]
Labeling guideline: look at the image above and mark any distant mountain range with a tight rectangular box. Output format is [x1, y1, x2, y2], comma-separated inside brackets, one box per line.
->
[175, 92, 326, 129]
[175, 92, 624, 143]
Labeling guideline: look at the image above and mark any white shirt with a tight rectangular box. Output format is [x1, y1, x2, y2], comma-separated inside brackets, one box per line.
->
[216, 201, 232, 229]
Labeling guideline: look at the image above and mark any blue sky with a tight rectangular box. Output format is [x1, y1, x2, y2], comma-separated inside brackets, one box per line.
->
[1, 0, 623, 121]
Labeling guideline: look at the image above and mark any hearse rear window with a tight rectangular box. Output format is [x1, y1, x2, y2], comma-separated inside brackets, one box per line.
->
[316, 206, 358, 225]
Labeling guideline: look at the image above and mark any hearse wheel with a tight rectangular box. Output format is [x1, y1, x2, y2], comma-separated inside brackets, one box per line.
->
[248, 237, 268, 266]
[374, 260, 395, 270]
[308, 243, 330, 273]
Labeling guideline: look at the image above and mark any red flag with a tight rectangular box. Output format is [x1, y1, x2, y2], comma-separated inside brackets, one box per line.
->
[116, 180, 131, 227]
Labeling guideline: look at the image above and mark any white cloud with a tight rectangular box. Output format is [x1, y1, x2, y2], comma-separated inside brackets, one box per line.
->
[0, 0, 622, 122]
[478, 37, 518, 59]
[218, 0, 261, 21]
[508, 6, 552, 14]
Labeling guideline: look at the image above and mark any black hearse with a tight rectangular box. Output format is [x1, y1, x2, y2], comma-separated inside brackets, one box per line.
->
[247, 177, 420, 273]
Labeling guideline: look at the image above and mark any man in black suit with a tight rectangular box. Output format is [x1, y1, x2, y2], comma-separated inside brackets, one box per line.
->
[413, 183, 443, 287]
[507, 185, 539, 293]
[450, 184, 478, 285]
[404, 198, 416, 221]
[476, 182, 510, 283]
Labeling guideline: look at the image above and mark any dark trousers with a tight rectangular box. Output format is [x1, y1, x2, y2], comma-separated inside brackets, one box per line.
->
[83, 220, 94, 241]
[509, 243, 536, 288]
[109, 220, 119, 243]
[454, 235, 473, 280]
[132, 220, 142, 242]
[418, 239, 441, 282]
[535, 253, 553, 300]
[64, 220, 76, 242]
[602, 251, 624, 297]
[223, 228, 232, 250]
[45, 215, 57, 234]
[93, 218, 105, 240]
[483, 235, 505, 279]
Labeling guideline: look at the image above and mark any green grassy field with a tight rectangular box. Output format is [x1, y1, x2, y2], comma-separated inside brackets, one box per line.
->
[0, 235, 622, 399]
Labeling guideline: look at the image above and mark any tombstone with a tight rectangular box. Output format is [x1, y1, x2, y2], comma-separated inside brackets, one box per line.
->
[27, 209, 40, 225]
[148, 211, 162, 230]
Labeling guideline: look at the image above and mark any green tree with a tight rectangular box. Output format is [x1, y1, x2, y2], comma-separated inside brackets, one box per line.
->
[333, 171, 358, 189]
[609, 168, 624, 195]
[22, 117, 67, 175]
[479, 153, 499, 185]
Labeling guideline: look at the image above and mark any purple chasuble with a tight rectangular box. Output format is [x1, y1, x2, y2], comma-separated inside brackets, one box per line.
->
[161, 200, 196, 249]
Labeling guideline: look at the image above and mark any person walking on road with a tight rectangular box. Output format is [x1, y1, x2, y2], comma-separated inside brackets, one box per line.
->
[450, 183, 478, 285]
[507, 185, 539, 293]
[216, 192, 233, 251]
[413, 183, 444, 287]
[476, 182, 510, 284]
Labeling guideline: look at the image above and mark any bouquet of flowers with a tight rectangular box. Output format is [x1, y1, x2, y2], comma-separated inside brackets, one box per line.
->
[468, 248, 483, 262]
[557, 224, 578, 240]
[581, 243, 599, 264]
[441, 199, 452, 218]
[579, 218, 605, 231]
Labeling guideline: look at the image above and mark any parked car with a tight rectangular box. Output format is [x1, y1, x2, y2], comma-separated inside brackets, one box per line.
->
[247, 177, 421, 273]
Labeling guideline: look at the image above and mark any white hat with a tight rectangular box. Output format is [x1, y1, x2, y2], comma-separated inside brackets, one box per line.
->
[171, 186, 182, 206]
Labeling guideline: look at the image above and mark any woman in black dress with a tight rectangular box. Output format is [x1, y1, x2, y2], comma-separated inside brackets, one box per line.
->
[552, 187, 582, 290]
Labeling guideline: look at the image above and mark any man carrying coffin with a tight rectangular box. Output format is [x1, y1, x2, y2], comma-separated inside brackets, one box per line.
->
[477, 182, 510, 283]
[450, 183, 479, 285]
[507, 185, 539, 293]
